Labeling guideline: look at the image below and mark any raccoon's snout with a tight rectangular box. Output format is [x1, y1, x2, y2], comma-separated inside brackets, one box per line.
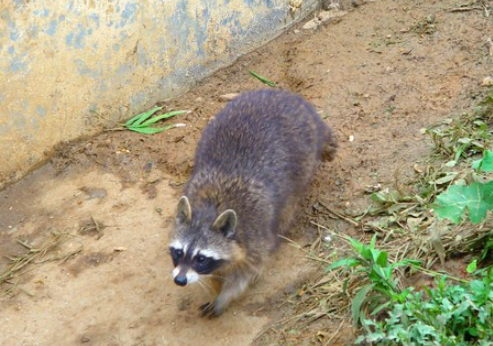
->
[174, 275, 187, 286]
[172, 265, 200, 286]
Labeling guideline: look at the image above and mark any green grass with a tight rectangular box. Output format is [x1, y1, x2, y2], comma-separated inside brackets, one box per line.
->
[123, 106, 188, 134]
[331, 236, 493, 346]
[248, 70, 277, 87]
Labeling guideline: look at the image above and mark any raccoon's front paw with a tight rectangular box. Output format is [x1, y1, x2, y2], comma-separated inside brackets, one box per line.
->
[199, 301, 224, 318]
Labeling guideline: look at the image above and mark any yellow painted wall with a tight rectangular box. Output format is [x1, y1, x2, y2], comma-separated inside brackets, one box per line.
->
[0, 0, 317, 188]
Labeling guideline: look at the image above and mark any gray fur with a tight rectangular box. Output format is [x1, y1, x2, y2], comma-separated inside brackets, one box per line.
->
[168, 89, 337, 317]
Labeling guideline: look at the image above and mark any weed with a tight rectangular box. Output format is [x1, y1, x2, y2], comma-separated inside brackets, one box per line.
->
[329, 235, 420, 327]
[329, 237, 493, 345]
[414, 14, 437, 37]
[123, 107, 188, 134]
[385, 105, 396, 114]
[357, 270, 493, 345]
[422, 92, 493, 163]
[248, 70, 277, 87]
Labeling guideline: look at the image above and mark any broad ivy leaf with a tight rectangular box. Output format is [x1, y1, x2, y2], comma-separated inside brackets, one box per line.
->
[433, 185, 468, 224]
[433, 181, 493, 224]
[472, 150, 493, 172]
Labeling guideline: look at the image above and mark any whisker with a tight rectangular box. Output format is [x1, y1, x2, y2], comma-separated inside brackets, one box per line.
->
[198, 279, 213, 294]
[206, 274, 226, 282]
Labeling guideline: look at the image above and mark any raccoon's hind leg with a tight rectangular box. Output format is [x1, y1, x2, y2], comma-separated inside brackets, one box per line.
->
[200, 266, 261, 318]
[320, 125, 338, 162]
[276, 195, 301, 242]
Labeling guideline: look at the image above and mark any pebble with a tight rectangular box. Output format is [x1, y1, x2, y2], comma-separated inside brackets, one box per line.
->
[218, 93, 239, 102]
[302, 19, 320, 30]
[318, 9, 347, 22]
[80, 187, 107, 200]
[482, 76, 493, 86]
[303, 10, 347, 30]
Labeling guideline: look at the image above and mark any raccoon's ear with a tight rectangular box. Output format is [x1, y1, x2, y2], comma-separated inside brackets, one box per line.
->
[212, 209, 237, 239]
[176, 196, 192, 225]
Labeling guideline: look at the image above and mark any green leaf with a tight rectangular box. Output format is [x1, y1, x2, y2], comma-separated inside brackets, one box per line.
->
[467, 260, 478, 274]
[138, 110, 188, 127]
[127, 123, 183, 134]
[348, 237, 364, 253]
[376, 251, 388, 267]
[124, 106, 163, 127]
[472, 150, 493, 172]
[433, 185, 468, 223]
[352, 284, 375, 327]
[370, 234, 377, 250]
[370, 301, 391, 316]
[454, 143, 468, 162]
[433, 181, 493, 224]
[328, 258, 360, 271]
[433, 172, 458, 185]
[370, 191, 388, 203]
[248, 70, 277, 87]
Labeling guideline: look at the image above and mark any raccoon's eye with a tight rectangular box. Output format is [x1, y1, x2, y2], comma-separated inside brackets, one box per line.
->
[195, 255, 208, 265]
[171, 248, 183, 261]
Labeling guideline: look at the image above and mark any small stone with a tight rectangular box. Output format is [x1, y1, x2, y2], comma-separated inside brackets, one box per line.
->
[413, 164, 423, 173]
[218, 93, 239, 102]
[80, 187, 107, 200]
[143, 162, 154, 172]
[482, 76, 493, 86]
[302, 18, 320, 30]
[318, 9, 347, 23]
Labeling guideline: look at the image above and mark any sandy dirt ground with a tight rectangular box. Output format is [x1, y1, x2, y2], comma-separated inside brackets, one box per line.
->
[1, 0, 492, 345]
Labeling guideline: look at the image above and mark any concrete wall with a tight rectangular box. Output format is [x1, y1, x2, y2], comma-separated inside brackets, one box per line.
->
[0, 0, 318, 189]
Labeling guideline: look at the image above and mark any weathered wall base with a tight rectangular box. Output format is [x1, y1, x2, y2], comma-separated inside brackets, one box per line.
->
[0, 0, 318, 189]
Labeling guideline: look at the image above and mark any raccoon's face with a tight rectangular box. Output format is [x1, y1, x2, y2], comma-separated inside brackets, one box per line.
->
[169, 196, 237, 286]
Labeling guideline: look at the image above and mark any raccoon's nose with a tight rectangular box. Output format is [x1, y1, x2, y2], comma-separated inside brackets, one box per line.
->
[174, 275, 187, 286]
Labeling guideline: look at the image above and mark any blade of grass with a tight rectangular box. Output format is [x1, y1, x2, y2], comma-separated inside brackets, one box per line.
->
[124, 106, 163, 127]
[137, 110, 188, 127]
[128, 123, 185, 134]
[352, 283, 375, 327]
[248, 70, 277, 87]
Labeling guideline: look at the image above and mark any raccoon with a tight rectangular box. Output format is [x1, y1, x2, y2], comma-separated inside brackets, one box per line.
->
[168, 89, 337, 317]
